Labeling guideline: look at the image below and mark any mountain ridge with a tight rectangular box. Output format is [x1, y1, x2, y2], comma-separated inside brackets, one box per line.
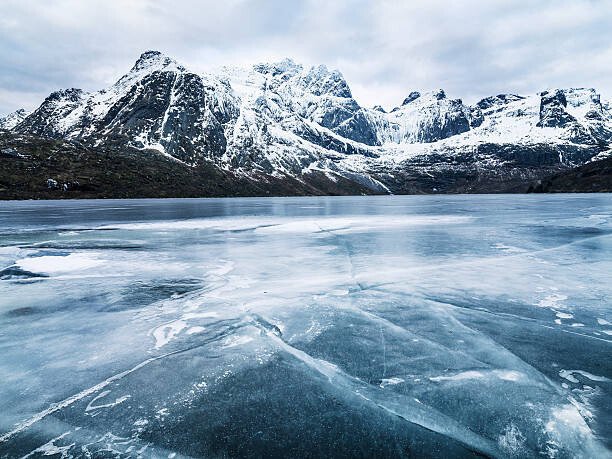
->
[1, 50, 611, 198]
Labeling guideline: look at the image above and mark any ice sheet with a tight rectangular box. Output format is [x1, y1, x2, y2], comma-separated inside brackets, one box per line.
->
[0, 195, 610, 458]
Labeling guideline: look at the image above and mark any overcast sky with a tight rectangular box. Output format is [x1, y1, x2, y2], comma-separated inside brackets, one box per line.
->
[1, 0, 612, 115]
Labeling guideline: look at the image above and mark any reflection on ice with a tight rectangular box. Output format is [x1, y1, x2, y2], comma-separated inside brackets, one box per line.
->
[0, 195, 610, 458]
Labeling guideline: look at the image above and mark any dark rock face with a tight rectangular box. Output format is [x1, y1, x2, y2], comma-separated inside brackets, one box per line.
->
[334, 109, 380, 146]
[16, 54, 239, 165]
[380, 142, 603, 194]
[402, 92, 421, 105]
[1, 147, 23, 158]
[294, 122, 376, 158]
[537, 90, 577, 128]
[438, 104, 471, 140]
[476, 94, 525, 110]
[529, 155, 612, 193]
[99, 71, 237, 163]
[563, 123, 599, 145]
[468, 107, 484, 128]
[317, 98, 361, 131]
[99, 71, 177, 144]
[475, 142, 597, 166]
[161, 73, 232, 161]
[421, 97, 471, 143]
[586, 109, 603, 120]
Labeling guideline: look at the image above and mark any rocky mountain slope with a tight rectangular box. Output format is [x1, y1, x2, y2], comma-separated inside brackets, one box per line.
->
[529, 155, 612, 193]
[0, 131, 374, 200]
[1, 50, 611, 198]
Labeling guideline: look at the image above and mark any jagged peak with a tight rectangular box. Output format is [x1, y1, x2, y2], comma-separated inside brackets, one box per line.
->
[299, 64, 352, 98]
[307, 63, 330, 76]
[0, 108, 31, 129]
[122, 50, 186, 82]
[540, 89, 568, 106]
[394, 89, 452, 111]
[476, 94, 525, 110]
[304, 64, 346, 82]
[251, 58, 353, 98]
[99, 50, 188, 93]
[560, 87, 597, 94]
[540, 88, 603, 105]
[253, 58, 303, 77]
[46, 88, 84, 102]
[402, 91, 421, 105]
[433, 89, 446, 100]
[134, 50, 178, 68]
[559, 88, 601, 107]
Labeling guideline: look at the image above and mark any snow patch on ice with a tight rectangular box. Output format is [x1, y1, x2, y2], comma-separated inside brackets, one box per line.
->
[559, 369, 610, 384]
[379, 377, 405, 388]
[16, 252, 104, 275]
[186, 326, 205, 335]
[430, 369, 525, 383]
[430, 371, 485, 382]
[152, 320, 187, 349]
[537, 293, 567, 308]
[496, 370, 524, 382]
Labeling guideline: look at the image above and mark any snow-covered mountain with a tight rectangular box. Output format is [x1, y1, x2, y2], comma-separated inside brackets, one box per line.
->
[0, 109, 30, 130]
[3, 51, 612, 194]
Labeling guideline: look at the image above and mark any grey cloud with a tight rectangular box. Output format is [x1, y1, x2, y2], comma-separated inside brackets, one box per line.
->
[0, 0, 611, 114]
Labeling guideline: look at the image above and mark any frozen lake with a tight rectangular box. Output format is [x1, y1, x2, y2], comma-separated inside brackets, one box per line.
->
[0, 195, 610, 458]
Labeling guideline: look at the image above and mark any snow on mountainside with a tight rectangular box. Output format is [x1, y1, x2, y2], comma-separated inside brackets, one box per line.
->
[0, 109, 30, 130]
[7, 50, 612, 194]
[361, 88, 610, 162]
[386, 88, 610, 155]
[374, 89, 483, 144]
[16, 51, 239, 164]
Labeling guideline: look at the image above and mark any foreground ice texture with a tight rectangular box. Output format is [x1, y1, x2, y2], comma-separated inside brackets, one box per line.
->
[0, 195, 610, 458]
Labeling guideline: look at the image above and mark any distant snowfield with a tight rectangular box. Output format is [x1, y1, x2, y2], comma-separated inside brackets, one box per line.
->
[0, 195, 610, 458]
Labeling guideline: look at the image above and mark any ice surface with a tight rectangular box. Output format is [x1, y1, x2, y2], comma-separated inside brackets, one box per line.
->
[0, 195, 610, 458]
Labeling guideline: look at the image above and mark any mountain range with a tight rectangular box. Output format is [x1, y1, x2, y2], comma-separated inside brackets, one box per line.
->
[1, 50, 611, 198]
